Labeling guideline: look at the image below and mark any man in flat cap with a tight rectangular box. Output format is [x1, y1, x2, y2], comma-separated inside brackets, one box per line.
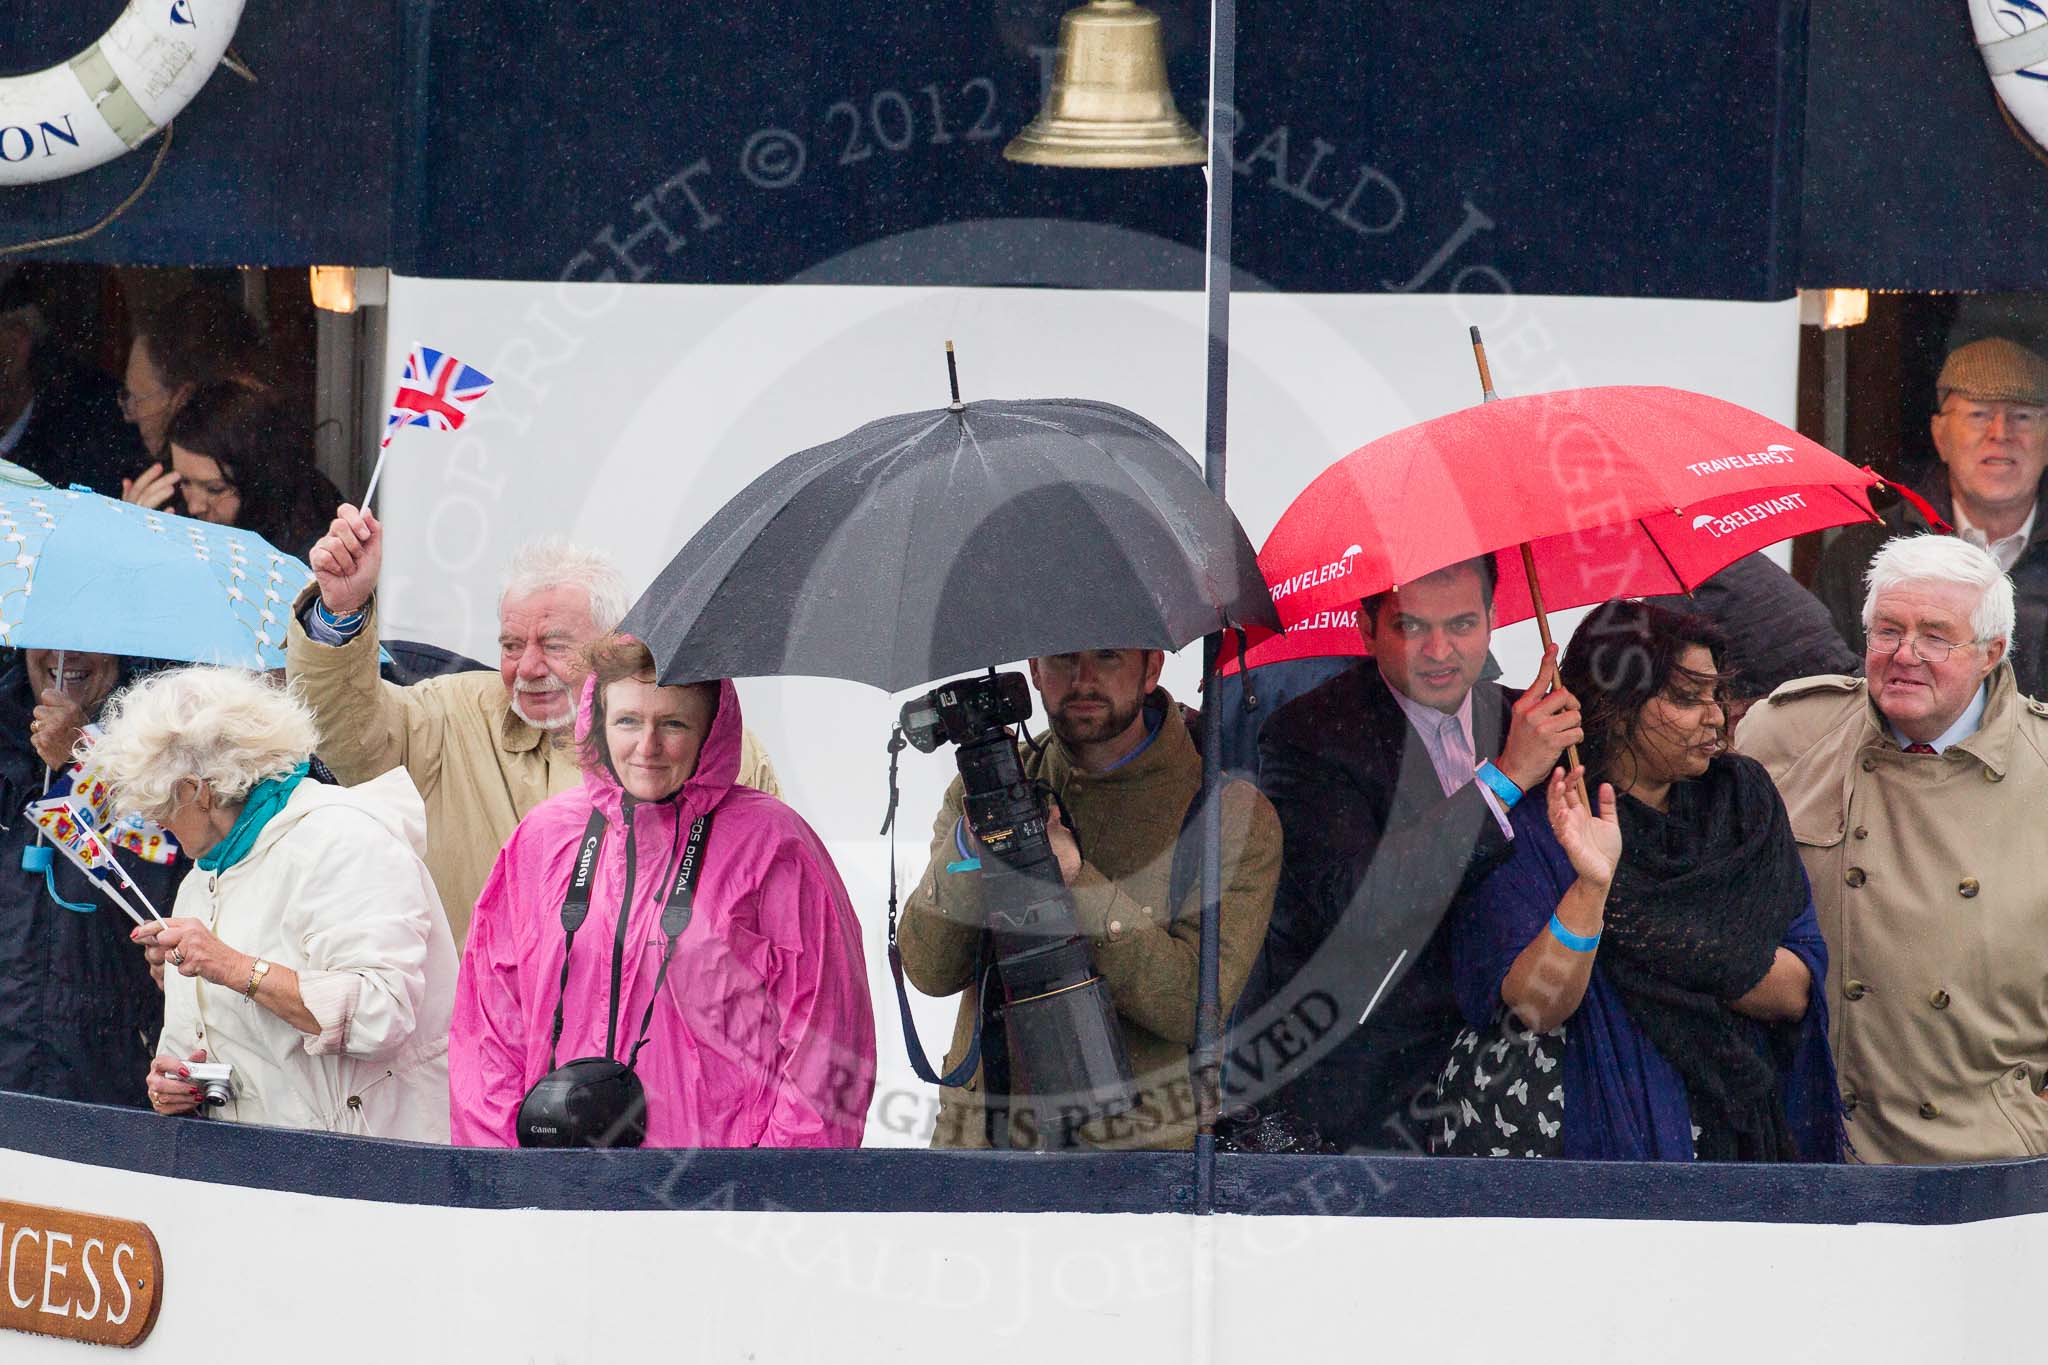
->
[1814, 336, 2048, 696]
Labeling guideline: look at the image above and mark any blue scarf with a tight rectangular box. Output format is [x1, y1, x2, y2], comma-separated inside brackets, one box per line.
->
[195, 762, 309, 873]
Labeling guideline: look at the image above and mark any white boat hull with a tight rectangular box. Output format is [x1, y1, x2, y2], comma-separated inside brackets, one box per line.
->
[4, 1091, 2046, 1361]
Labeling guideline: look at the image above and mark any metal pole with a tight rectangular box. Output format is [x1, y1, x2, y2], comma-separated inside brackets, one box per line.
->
[1194, 0, 1236, 1219]
[1823, 325, 1847, 458]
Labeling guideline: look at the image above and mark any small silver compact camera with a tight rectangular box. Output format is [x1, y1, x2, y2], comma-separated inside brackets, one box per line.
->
[183, 1062, 235, 1108]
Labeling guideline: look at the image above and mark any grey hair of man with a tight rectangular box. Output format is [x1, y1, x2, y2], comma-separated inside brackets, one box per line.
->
[90, 666, 319, 826]
[497, 535, 630, 634]
[1861, 534, 2016, 646]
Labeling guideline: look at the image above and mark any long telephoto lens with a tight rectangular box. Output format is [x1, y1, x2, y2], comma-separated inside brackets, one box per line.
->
[900, 672, 1140, 1142]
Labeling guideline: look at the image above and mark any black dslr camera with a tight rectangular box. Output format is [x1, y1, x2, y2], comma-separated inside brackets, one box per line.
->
[901, 672, 1138, 1142]
[899, 673, 1034, 755]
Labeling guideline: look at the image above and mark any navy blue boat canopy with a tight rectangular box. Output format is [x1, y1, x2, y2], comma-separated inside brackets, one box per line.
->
[0, 2, 2035, 297]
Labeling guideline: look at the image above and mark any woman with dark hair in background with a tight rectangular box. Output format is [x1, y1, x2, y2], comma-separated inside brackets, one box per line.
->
[1432, 600, 1839, 1162]
[149, 380, 340, 561]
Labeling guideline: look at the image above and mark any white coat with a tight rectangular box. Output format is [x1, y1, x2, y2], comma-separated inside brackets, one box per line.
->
[156, 768, 457, 1142]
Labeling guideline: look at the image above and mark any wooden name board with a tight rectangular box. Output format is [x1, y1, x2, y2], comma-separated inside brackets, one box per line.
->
[0, 1200, 161, 1348]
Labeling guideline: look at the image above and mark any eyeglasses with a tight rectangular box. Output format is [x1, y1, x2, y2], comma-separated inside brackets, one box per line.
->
[1866, 626, 1977, 663]
[117, 385, 170, 419]
[1941, 402, 2046, 435]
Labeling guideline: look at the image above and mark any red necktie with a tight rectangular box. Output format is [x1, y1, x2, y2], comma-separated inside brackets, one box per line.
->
[1904, 743, 1936, 755]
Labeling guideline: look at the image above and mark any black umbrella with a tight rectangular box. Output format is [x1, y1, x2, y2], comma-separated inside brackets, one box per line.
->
[624, 396, 1278, 690]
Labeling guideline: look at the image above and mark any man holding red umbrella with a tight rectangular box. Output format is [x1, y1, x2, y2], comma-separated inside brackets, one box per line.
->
[1238, 555, 1583, 1152]
[1229, 369, 1898, 1150]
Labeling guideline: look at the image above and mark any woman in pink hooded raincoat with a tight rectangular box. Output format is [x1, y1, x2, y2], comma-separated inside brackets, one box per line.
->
[450, 636, 875, 1146]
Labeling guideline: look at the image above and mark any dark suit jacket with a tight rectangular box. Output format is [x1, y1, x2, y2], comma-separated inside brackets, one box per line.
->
[1242, 663, 1516, 1152]
[7, 362, 135, 496]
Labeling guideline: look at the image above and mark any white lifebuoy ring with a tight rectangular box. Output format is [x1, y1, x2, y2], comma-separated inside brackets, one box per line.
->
[1972, 1, 2048, 155]
[0, 1, 245, 187]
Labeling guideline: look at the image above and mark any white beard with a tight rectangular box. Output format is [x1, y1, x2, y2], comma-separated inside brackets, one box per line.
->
[510, 684, 575, 731]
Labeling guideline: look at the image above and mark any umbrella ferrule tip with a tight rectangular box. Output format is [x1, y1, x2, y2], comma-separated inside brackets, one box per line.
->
[948, 400, 965, 413]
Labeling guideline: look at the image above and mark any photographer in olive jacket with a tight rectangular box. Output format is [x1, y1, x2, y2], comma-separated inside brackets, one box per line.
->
[897, 648, 1281, 1150]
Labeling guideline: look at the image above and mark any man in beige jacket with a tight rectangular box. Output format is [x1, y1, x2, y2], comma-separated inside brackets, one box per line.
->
[1739, 535, 2048, 1163]
[289, 504, 778, 945]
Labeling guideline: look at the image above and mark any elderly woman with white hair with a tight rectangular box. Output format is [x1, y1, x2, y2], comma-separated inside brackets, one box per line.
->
[90, 666, 457, 1141]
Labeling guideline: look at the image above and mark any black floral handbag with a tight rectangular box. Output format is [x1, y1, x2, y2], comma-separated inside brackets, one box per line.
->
[1427, 1009, 1568, 1158]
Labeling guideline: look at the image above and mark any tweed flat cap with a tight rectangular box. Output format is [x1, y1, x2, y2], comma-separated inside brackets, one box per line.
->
[1938, 337, 2048, 405]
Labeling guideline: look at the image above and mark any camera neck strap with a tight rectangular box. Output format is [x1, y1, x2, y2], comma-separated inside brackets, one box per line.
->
[546, 802, 713, 1072]
[882, 725, 980, 1089]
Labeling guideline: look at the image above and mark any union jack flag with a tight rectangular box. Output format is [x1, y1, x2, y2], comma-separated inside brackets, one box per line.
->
[382, 345, 496, 448]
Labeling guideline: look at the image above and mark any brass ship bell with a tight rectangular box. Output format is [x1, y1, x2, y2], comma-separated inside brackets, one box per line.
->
[1004, 0, 1208, 168]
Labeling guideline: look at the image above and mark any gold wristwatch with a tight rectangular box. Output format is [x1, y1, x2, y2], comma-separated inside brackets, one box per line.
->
[244, 958, 271, 999]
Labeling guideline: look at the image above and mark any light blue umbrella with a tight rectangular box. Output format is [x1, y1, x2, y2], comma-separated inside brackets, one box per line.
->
[0, 486, 313, 668]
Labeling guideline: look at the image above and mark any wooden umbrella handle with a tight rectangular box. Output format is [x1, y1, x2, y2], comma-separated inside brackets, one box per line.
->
[1518, 541, 1585, 781]
[1474, 327, 1586, 795]
[1470, 325, 1499, 401]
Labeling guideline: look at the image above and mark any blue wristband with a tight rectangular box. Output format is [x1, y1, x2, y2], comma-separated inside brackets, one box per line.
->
[1547, 913, 1600, 953]
[1475, 760, 1523, 809]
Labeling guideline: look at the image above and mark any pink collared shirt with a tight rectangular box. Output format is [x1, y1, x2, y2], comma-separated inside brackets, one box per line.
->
[1388, 684, 1514, 836]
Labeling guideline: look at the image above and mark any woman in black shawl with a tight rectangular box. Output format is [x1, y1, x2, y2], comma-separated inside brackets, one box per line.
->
[1432, 600, 1840, 1161]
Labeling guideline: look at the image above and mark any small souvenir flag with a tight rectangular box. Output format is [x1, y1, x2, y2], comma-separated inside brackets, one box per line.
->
[108, 813, 178, 866]
[363, 343, 497, 508]
[30, 798, 114, 874]
[382, 344, 495, 449]
[26, 796, 161, 925]
[48, 726, 179, 864]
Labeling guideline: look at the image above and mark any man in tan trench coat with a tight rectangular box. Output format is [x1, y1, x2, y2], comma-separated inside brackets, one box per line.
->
[1739, 535, 2048, 1164]
[288, 503, 778, 946]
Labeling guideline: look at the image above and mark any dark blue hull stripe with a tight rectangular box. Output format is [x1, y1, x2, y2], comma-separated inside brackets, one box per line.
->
[6, 1091, 2047, 1225]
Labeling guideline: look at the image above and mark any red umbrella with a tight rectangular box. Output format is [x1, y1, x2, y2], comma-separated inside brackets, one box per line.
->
[1226, 380, 1901, 673]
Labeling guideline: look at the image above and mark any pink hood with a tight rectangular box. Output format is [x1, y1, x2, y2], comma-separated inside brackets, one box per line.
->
[449, 672, 875, 1148]
[570, 669, 744, 827]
